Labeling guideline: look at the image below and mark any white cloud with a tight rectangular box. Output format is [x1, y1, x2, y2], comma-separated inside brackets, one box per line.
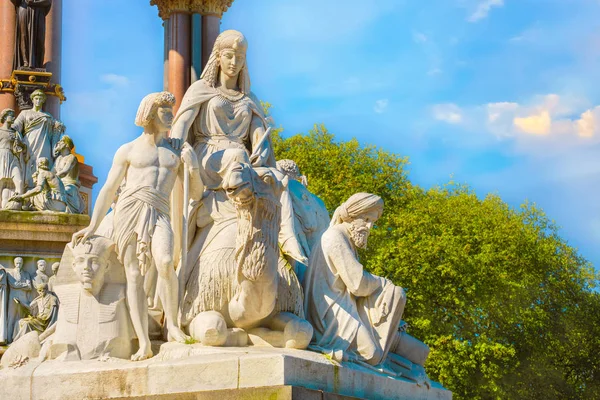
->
[432, 94, 600, 154]
[467, 0, 504, 23]
[374, 99, 389, 114]
[101, 73, 130, 87]
[577, 107, 600, 138]
[432, 103, 463, 124]
[514, 110, 552, 135]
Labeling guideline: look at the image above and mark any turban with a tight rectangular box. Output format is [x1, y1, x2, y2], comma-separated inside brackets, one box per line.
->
[330, 193, 384, 227]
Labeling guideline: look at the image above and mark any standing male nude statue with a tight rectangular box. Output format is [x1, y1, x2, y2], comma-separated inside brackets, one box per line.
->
[72, 92, 204, 361]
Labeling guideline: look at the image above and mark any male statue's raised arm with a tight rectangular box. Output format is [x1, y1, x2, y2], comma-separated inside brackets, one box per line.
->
[72, 144, 129, 244]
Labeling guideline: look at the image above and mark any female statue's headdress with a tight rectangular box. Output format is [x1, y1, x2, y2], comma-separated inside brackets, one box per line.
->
[201, 30, 251, 95]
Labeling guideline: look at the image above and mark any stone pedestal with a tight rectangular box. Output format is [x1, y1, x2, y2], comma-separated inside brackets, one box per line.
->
[0, 211, 89, 274]
[0, 345, 452, 400]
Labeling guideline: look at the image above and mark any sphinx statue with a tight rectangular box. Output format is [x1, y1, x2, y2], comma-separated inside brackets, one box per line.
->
[171, 30, 312, 349]
[304, 193, 431, 386]
[46, 235, 135, 361]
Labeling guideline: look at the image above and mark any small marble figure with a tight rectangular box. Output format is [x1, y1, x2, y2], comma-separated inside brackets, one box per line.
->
[12, 90, 64, 188]
[276, 159, 329, 282]
[0, 108, 26, 209]
[47, 262, 59, 292]
[35, 260, 49, 284]
[12, 0, 52, 70]
[304, 193, 430, 382]
[12, 281, 58, 342]
[47, 235, 135, 361]
[10, 157, 68, 212]
[72, 92, 203, 361]
[53, 135, 84, 214]
[0, 266, 8, 344]
[6, 257, 33, 343]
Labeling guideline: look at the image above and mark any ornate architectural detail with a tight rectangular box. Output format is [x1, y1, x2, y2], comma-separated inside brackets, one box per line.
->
[190, 0, 234, 16]
[150, 0, 234, 19]
[0, 70, 66, 110]
[150, 0, 191, 19]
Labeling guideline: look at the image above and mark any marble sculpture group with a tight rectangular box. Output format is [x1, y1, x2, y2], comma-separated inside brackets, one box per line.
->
[1, 29, 432, 387]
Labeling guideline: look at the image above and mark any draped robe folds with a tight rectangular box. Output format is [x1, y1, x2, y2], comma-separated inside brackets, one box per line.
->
[112, 185, 171, 276]
[0, 128, 25, 184]
[13, 291, 58, 342]
[6, 270, 33, 343]
[173, 80, 308, 274]
[0, 268, 8, 344]
[12, 109, 59, 188]
[304, 225, 405, 365]
[12, 0, 52, 70]
[173, 79, 276, 189]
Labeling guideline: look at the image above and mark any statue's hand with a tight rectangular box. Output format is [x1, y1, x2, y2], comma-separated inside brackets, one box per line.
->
[180, 143, 199, 168]
[9, 195, 22, 203]
[71, 226, 94, 247]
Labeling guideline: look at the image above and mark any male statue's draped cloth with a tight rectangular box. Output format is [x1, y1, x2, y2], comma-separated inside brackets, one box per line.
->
[304, 194, 406, 365]
[112, 186, 171, 276]
[12, 108, 59, 188]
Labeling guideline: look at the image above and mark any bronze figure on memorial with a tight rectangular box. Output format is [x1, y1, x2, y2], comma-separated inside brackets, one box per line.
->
[11, 0, 52, 70]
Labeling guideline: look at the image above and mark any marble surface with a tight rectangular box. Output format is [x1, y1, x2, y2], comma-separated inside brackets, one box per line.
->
[0, 344, 452, 400]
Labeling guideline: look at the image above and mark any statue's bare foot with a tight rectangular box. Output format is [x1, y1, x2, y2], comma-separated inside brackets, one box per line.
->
[167, 325, 191, 343]
[131, 345, 153, 361]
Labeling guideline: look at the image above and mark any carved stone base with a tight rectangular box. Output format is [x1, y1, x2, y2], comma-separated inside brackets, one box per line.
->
[0, 345, 452, 400]
[0, 210, 89, 274]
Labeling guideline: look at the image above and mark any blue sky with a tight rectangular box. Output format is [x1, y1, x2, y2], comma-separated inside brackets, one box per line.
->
[62, 0, 600, 269]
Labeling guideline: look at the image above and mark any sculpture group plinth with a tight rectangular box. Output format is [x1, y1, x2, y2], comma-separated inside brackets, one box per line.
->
[0, 211, 89, 279]
[0, 345, 452, 400]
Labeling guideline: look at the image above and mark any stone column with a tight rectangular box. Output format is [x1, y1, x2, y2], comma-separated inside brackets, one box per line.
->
[0, 1, 16, 111]
[190, 0, 233, 69]
[167, 12, 191, 113]
[44, 0, 63, 118]
[163, 19, 170, 91]
[190, 13, 202, 83]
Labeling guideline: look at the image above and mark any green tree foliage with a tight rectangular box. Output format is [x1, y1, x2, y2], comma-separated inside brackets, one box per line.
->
[272, 123, 600, 400]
